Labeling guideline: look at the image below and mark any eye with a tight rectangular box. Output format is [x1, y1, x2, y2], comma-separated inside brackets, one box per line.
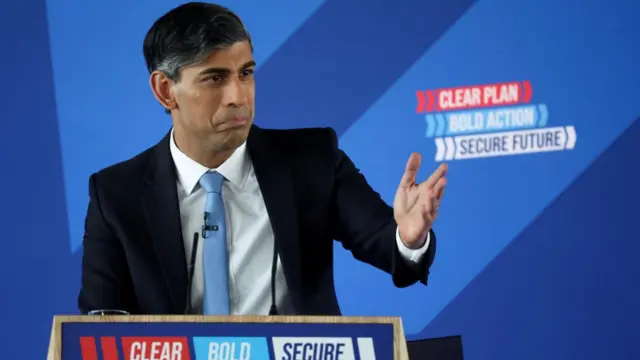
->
[240, 68, 254, 78]
[205, 74, 223, 83]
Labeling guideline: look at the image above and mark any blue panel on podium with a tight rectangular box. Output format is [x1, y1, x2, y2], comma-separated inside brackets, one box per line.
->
[61, 321, 394, 359]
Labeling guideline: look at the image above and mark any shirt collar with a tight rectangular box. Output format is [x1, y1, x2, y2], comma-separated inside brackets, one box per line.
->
[169, 128, 251, 194]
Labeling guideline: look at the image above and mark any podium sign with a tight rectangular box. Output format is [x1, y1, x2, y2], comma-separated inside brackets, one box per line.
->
[47, 315, 409, 360]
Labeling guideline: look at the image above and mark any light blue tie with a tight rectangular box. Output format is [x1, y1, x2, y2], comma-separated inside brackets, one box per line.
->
[199, 171, 230, 315]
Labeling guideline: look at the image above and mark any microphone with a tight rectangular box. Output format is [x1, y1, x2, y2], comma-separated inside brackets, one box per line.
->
[268, 237, 278, 315]
[201, 212, 217, 239]
[185, 232, 200, 314]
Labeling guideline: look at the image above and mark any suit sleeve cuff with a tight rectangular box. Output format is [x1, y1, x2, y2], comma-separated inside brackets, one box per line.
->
[395, 227, 431, 264]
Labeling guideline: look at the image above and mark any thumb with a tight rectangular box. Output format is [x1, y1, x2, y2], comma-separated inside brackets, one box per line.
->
[398, 152, 421, 189]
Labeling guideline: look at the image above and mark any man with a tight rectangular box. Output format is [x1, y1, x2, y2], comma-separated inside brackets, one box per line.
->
[78, 2, 447, 316]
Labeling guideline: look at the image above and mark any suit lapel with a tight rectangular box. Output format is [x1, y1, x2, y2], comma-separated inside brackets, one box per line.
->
[247, 126, 303, 313]
[141, 131, 187, 313]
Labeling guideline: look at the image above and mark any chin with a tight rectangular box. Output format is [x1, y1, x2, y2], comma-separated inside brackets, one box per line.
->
[218, 128, 249, 151]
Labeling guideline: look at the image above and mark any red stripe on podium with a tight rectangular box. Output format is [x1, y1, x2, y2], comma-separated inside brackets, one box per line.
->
[79, 337, 98, 360]
[100, 336, 119, 360]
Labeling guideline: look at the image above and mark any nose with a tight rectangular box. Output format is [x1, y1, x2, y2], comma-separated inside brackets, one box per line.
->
[222, 77, 246, 108]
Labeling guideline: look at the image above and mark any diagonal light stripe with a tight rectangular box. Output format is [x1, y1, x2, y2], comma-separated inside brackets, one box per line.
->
[254, 0, 477, 134]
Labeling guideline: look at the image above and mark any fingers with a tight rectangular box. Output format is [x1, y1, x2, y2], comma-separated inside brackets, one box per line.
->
[417, 163, 448, 198]
[407, 162, 447, 229]
[424, 163, 448, 189]
[433, 176, 446, 201]
[398, 152, 422, 189]
[425, 177, 446, 219]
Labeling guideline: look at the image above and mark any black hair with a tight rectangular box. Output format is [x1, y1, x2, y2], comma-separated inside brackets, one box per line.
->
[143, 2, 252, 82]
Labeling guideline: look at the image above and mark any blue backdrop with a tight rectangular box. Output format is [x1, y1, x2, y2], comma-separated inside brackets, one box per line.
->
[1, 0, 639, 359]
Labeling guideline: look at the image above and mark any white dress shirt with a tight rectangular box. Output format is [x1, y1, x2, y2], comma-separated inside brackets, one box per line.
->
[169, 130, 430, 315]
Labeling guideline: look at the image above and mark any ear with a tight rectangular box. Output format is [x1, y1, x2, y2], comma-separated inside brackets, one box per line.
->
[149, 70, 177, 112]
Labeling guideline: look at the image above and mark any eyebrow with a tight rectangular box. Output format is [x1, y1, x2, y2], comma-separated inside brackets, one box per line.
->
[197, 60, 256, 76]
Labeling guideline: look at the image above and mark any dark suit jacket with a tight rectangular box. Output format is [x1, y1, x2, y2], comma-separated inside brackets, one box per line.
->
[78, 125, 436, 315]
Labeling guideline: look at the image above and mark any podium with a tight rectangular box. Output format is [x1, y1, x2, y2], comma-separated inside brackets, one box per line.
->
[47, 315, 410, 360]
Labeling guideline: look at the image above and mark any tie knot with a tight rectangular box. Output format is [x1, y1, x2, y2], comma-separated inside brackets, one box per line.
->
[199, 171, 225, 193]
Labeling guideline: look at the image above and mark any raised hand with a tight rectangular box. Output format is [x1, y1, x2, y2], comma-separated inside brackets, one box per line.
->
[393, 153, 447, 248]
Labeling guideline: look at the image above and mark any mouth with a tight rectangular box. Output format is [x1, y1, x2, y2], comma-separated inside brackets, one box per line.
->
[219, 116, 249, 130]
